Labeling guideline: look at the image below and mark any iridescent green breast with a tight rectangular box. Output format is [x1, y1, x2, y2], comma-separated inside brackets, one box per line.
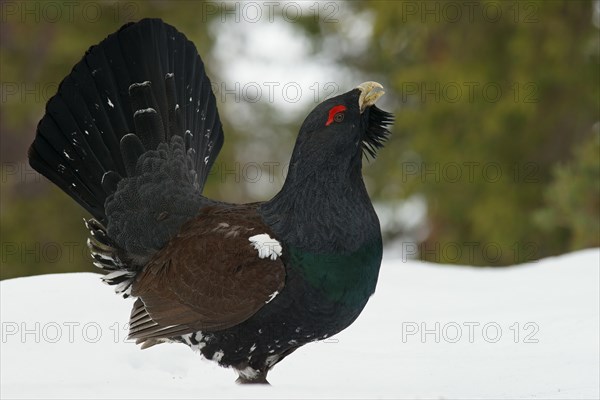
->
[287, 239, 383, 306]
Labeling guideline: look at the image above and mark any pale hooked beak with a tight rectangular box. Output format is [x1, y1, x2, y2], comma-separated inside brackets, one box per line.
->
[357, 81, 385, 113]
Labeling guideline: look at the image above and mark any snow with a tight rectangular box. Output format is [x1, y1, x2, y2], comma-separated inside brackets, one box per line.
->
[1, 249, 598, 399]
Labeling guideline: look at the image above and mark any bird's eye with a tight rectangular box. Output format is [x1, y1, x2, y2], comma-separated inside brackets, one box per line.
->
[325, 105, 347, 126]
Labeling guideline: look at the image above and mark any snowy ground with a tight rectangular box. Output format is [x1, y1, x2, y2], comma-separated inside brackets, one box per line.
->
[1, 249, 598, 399]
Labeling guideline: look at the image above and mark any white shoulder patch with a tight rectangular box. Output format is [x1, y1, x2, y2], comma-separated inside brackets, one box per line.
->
[265, 290, 279, 304]
[248, 234, 282, 260]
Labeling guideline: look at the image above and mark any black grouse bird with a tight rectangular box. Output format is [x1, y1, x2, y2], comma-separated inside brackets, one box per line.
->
[28, 19, 393, 384]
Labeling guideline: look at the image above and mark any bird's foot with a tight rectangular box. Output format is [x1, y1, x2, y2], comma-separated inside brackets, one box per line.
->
[235, 375, 270, 385]
[234, 364, 270, 385]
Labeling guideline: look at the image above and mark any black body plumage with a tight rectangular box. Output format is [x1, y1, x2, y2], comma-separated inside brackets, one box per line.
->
[28, 19, 393, 384]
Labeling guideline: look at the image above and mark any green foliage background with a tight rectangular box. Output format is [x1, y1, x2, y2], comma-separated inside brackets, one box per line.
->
[347, 0, 600, 264]
[1, 0, 598, 279]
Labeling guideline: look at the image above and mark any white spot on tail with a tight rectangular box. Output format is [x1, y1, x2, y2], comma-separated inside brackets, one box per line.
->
[134, 108, 157, 116]
[102, 270, 131, 280]
[212, 350, 224, 362]
[248, 234, 282, 260]
[107, 98, 114, 108]
[266, 354, 280, 366]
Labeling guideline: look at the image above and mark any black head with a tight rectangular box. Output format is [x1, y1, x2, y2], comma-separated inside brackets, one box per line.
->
[261, 82, 393, 252]
[286, 82, 393, 184]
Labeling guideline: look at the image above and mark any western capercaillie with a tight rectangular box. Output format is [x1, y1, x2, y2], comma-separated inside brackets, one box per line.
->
[28, 18, 393, 384]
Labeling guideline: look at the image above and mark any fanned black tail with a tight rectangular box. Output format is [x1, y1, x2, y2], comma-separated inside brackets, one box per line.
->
[28, 18, 223, 224]
[28, 19, 225, 294]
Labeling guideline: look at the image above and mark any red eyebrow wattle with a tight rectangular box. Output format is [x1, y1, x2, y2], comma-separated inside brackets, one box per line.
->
[325, 105, 347, 126]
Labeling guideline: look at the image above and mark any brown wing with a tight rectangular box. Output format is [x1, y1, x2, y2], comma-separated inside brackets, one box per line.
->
[127, 205, 285, 345]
